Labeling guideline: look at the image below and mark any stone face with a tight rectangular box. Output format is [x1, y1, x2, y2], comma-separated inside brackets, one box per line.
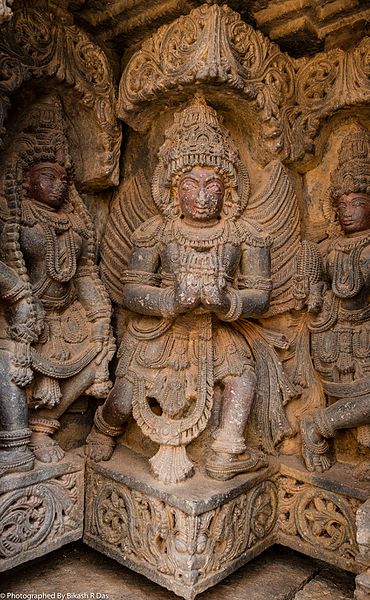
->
[0, 450, 84, 572]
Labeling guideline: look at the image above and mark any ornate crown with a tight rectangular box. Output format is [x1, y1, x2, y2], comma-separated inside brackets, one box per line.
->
[331, 124, 370, 202]
[159, 94, 239, 183]
[10, 94, 71, 174]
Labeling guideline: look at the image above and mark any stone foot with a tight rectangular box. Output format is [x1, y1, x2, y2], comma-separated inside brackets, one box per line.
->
[205, 448, 267, 481]
[300, 415, 332, 473]
[85, 426, 115, 462]
[30, 433, 65, 463]
[0, 447, 34, 476]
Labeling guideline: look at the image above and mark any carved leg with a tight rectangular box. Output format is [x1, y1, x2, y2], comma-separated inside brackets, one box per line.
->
[0, 350, 34, 476]
[28, 415, 64, 463]
[29, 364, 99, 463]
[206, 369, 267, 480]
[300, 415, 331, 472]
[85, 377, 132, 462]
[300, 395, 370, 473]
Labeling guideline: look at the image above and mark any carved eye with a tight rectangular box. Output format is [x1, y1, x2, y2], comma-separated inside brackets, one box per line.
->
[181, 180, 198, 192]
[352, 198, 366, 207]
[206, 182, 222, 194]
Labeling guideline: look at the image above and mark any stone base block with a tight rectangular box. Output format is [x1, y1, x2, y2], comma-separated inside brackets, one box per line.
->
[84, 446, 279, 600]
[277, 456, 370, 574]
[0, 449, 85, 572]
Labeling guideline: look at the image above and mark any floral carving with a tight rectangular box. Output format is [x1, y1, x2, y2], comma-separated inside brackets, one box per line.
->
[117, 3, 369, 164]
[278, 475, 360, 570]
[0, 6, 121, 188]
[0, 472, 82, 562]
[85, 470, 278, 590]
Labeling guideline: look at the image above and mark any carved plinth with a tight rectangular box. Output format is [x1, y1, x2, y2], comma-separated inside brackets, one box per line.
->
[355, 499, 370, 600]
[0, 450, 84, 572]
[84, 446, 279, 600]
[277, 456, 370, 575]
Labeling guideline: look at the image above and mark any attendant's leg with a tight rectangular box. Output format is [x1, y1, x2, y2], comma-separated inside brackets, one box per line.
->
[85, 376, 133, 461]
[0, 350, 34, 475]
[300, 396, 370, 472]
[29, 364, 100, 463]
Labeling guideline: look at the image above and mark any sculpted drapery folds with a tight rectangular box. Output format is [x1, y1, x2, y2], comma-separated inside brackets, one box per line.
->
[294, 124, 370, 478]
[87, 95, 298, 484]
[0, 95, 115, 468]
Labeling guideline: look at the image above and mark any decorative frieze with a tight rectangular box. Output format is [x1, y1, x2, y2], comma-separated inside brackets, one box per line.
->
[0, 452, 84, 571]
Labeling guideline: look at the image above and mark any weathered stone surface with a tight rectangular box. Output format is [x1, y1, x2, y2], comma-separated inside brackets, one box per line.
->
[0, 450, 84, 572]
[293, 566, 354, 600]
[355, 499, 370, 600]
[74, 0, 369, 59]
[84, 446, 279, 599]
[277, 457, 370, 574]
[0, 2, 121, 187]
[0, 0, 368, 596]
[0, 542, 355, 600]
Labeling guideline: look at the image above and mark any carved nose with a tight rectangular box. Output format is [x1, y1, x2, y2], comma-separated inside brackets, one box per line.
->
[198, 188, 207, 204]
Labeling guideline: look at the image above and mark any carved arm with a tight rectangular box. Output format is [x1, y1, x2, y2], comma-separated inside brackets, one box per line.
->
[74, 240, 112, 342]
[216, 244, 272, 322]
[122, 245, 177, 318]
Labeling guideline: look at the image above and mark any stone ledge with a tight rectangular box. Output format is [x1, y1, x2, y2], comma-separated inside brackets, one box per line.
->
[84, 447, 279, 599]
[0, 450, 85, 572]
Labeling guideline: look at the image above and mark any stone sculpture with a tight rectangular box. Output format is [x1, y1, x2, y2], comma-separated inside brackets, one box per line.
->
[1, 95, 114, 465]
[0, 254, 39, 475]
[295, 124, 370, 476]
[87, 95, 298, 484]
[0, 0, 12, 24]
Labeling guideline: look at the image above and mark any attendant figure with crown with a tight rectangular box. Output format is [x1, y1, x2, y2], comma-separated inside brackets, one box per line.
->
[0, 96, 114, 469]
[297, 125, 370, 477]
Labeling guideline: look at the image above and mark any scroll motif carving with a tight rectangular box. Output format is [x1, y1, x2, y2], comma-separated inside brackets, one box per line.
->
[86, 470, 278, 585]
[0, 5, 121, 188]
[117, 3, 369, 164]
[118, 3, 298, 160]
[278, 475, 360, 569]
[0, 472, 82, 560]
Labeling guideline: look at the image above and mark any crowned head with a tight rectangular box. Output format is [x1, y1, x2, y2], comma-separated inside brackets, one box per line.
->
[152, 95, 249, 220]
[331, 124, 370, 234]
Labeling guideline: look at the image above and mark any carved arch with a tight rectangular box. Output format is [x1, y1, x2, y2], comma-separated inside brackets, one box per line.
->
[0, 5, 121, 189]
[117, 3, 369, 166]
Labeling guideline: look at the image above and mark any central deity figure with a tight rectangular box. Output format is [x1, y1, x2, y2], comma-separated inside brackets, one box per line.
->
[87, 97, 277, 483]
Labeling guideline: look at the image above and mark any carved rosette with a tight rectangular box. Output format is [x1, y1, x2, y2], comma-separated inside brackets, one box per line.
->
[0, 5, 121, 188]
[277, 475, 361, 572]
[0, 471, 83, 570]
[85, 469, 278, 595]
[117, 3, 369, 164]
